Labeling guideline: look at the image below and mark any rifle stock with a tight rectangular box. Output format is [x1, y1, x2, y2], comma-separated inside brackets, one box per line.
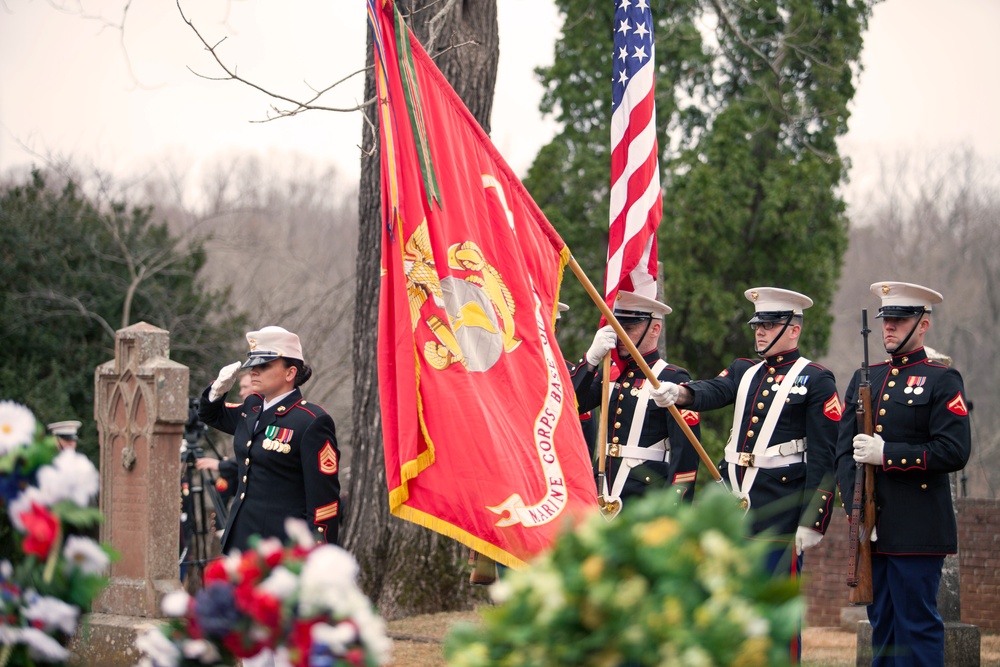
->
[847, 311, 876, 605]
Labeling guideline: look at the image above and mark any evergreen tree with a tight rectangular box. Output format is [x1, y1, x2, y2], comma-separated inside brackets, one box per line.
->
[527, 0, 875, 380]
[0, 170, 246, 462]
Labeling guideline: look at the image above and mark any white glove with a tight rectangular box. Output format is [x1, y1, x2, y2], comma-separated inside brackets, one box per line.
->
[870, 526, 878, 542]
[795, 526, 824, 556]
[209, 361, 243, 402]
[650, 381, 680, 408]
[852, 433, 885, 465]
[585, 325, 618, 366]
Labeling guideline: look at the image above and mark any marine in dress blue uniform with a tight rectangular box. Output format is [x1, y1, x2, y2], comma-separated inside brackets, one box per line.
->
[571, 291, 702, 506]
[198, 326, 341, 555]
[657, 287, 841, 664]
[835, 282, 971, 667]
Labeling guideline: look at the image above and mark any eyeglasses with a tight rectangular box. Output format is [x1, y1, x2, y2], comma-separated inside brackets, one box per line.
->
[749, 322, 778, 331]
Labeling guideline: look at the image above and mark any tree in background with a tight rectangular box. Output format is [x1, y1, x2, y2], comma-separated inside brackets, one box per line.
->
[0, 170, 246, 462]
[526, 0, 876, 470]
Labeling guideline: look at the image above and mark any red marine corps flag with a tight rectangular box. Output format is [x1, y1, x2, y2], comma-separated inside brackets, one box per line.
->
[368, 0, 598, 568]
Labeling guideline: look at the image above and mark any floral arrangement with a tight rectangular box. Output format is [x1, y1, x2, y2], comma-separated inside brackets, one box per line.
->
[134, 519, 392, 667]
[0, 400, 110, 666]
[445, 487, 801, 667]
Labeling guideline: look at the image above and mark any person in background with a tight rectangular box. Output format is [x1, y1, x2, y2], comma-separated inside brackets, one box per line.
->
[651, 287, 840, 664]
[835, 281, 971, 667]
[47, 420, 82, 451]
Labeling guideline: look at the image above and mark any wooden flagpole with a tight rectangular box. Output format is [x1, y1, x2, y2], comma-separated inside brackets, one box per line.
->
[567, 255, 723, 482]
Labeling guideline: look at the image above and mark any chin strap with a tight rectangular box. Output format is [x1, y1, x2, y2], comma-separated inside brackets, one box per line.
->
[756, 313, 795, 358]
[885, 309, 926, 355]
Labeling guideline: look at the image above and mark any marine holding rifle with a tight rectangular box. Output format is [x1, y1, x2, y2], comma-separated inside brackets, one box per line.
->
[834, 282, 971, 667]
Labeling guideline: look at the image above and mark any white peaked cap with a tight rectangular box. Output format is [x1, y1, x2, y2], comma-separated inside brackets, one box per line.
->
[243, 326, 305, 368]
[870, 281, 943, 317]
[613, 290, 672, 320]
[744, 287, 813, 317]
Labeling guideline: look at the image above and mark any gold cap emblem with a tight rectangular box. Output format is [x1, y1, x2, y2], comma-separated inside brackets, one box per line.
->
[881, 284, 891, 295]
[750, 290, 759, 301]
[248, 337, 258, 351]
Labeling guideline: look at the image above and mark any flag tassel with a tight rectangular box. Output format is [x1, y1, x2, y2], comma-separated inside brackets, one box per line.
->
[567, 256, 723, 482]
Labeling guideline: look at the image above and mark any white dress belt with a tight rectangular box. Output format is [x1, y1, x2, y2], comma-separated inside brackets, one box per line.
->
[724, 438, 806, 469]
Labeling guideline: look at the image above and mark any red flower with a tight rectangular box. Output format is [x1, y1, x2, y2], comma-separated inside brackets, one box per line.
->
[289, 618, 321, 667]
[203, 558, 229, 584]
[237, 550, 264, 585]
[19, 502, 59, 558]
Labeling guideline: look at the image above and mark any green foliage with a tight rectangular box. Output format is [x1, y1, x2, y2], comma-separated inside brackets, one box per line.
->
[530, 0, 876, 378]
[0, 171, 247, 463]
[444, 486, 800, 666]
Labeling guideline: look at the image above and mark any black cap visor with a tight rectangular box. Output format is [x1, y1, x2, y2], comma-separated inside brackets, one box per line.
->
[614, 309, 655, 326]
[876, 306, 927, 319]
[747, 310, 794, 325]
[243, 351, 281, 369]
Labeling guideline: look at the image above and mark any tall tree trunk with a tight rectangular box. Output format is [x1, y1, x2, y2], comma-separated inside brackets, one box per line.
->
[345, 0, 499, 620]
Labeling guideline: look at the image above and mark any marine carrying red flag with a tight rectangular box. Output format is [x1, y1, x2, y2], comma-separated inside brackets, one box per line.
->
[369, 0, 597, 568]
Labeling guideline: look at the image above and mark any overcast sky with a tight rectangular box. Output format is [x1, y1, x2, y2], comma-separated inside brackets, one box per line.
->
[1, 0, 997, 207]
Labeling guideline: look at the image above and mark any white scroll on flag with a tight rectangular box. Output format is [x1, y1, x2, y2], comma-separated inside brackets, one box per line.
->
[606, 0, 662, 304]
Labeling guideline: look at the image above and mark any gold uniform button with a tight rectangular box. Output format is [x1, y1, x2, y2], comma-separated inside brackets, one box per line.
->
[786, 398, 791, 403]
[883, 394, 890, 401]
[879, 409, 886, 416]
[317, 526, 324, 533]
[627, 372, 634, 378]
[622, 382, 630, 388]
[644, 476, 651, 483]
[242, 476, 247, 483]
[616, 408, 622, 415]
[762, 390, 770, 397]
[619, 394, 625, 401]
[819, 508, 824, 514]
[892, 368, 900, 376]
[776, 356, 784, 363]
[908, 400, 914, 405]
[751, 416, 759, 424]
[614, 422, 622, 429]
[769, 367, 776, 374]
[822, 495, 828, 501]
[921, 484, 928, 490]
[767, 377, 774, 383]
[901, 356, 909, 364]
[876, 425, 883, 432]
[901, 459, 907, 465]
[612, 437, 620, 444]
[815, 521, 820, 527]
[916, 458, 922, 464]
[781, 477, 787, 482]
[747, 430, 755, 438]
[887, 460, 893, 465]
[888, 381, 896, 387]
[758, 403, 765, 409]
[245, 458, 250, 465]
[247, 440, 252, 447]
[240, 493, 246, 500]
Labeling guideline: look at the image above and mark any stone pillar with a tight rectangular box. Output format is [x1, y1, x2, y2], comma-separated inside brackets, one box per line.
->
[72, 323, 188, 666]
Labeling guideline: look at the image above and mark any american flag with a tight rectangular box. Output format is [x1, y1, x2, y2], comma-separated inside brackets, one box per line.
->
[606, 0, 661, 304]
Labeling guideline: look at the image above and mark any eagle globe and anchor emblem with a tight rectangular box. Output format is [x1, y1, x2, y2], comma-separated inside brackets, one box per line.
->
[404, 220, 521, 373]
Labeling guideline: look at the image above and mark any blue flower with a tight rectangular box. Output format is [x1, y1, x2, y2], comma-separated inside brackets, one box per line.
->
[194, 583, 241, 638]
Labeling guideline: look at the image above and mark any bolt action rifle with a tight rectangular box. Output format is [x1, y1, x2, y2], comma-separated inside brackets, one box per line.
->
[846, 310, 876, 605]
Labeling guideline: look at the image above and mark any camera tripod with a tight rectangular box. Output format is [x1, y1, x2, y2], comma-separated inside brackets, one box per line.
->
[179, 430, 230, 587]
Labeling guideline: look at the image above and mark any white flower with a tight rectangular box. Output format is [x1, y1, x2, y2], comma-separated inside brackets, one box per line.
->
[160, 589, 191, 618]
[63, 535, 110, 576]
[312, 621, 358, 655]
[21, 626, 72, 662]
[1, 559, 12, 579]
[135, 628, 181, 667]
[0, 400, 36, 455]
[257, 536, 284, 560]
[298, 545, 360, 616]
[23, 594, 80, 635]
[258, 565, 299, 601]
[284, 517, 315, 549]
[7, 486, 44, 531]
[181, 638, 221, 663]
[37, 449, 100, 506]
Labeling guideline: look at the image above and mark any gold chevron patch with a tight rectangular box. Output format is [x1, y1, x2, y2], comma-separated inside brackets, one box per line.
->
[319, 442, 338, 475]
[315, 501, 339, 522]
